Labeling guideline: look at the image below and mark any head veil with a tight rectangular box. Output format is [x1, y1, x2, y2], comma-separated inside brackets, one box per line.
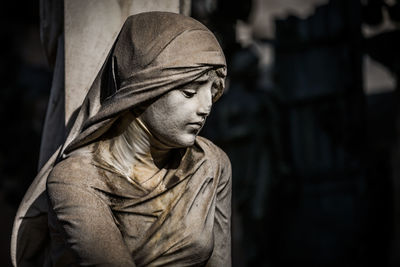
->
[11, 11, 226, 266]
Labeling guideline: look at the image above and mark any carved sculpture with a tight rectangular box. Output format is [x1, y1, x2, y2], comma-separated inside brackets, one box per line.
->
[12, 12, 231, 266]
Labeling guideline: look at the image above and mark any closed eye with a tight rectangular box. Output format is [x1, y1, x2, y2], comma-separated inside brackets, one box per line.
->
[181, 89, 197, 98]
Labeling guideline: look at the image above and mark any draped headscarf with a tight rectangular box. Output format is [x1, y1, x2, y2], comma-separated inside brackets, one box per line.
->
[11, 11, 226, 266]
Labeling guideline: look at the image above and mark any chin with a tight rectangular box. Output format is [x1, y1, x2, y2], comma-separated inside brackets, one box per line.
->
[173, 134, 197, 148]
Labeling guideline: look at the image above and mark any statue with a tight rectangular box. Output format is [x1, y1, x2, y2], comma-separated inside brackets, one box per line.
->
[12, 12, 231, 267]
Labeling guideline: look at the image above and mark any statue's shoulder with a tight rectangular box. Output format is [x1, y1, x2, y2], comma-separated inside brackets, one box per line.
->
[195, 137, 231, 189]
[47, 150, 98, 186]
[195, 136, 230, 168]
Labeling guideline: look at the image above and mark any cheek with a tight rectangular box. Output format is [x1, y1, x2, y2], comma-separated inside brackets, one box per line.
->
[145, 95, 178, 122]
[161, 92, 197, 122]
[141, 92, 193, 133]
[139, 92, 202, 147]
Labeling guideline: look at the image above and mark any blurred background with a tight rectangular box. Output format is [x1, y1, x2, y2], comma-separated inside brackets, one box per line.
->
[1, 0, 400, 266]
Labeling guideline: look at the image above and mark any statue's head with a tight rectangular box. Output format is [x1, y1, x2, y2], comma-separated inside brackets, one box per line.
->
[64, 12, 226, 153]
[110, 12, 226, 148]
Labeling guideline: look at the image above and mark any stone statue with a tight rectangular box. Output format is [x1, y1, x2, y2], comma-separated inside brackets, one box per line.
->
[11, 12, 231, 267]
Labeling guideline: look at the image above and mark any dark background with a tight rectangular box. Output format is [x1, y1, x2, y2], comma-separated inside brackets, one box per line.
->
[1, 0, 400, 266]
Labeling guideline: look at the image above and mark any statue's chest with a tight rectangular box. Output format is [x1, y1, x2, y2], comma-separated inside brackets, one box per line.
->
[108, 173, 217, 265]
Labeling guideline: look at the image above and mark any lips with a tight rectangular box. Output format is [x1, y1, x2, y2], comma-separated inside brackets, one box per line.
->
[187, 121, 204, 130]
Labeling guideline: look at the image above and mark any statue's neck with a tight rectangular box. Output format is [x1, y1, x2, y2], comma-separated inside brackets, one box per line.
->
[98, 116, 173, 184]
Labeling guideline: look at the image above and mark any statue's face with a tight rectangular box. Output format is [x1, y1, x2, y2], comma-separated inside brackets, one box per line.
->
[139, 71, 220, 148]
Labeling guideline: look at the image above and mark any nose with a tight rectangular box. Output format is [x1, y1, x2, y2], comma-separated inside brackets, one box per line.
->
[197, 88, 212, 118]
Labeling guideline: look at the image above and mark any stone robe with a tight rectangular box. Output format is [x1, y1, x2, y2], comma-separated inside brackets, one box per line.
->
[47, 137, 231, 266]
